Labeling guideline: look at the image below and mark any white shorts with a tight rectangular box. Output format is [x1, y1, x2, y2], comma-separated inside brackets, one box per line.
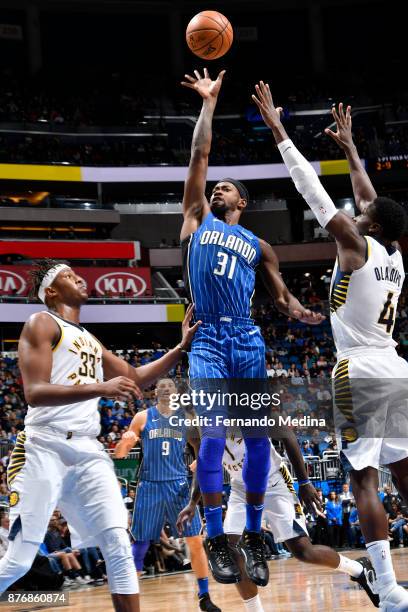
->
[7, 426, 128, 546]
[333, 347, 408, 472]
[223, 464, 308, 543]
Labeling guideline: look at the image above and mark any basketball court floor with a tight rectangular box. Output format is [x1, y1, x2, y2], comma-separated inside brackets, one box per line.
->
[3, 549, 408, 611]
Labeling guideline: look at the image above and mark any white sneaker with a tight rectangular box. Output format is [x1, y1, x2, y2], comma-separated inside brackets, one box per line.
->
[62, 577, 74, 589]
[380, 585, 408, 611]
[74, 576, 88, 585]
[83, 575, 93, 583]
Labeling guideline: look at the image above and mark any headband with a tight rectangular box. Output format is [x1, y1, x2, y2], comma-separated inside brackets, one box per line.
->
[220, 178, 250, 204]
[38, 264, 70, 303]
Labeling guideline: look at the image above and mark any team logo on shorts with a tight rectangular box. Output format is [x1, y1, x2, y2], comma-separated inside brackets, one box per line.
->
[9, 491, 19, 507]
[341, 427, 358, 443]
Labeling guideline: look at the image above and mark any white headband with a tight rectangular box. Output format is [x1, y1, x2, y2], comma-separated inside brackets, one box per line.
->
[38, 264, 70, 303]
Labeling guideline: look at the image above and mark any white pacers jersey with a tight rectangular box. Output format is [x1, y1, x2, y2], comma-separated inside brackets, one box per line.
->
[222, 435, 282, 486]
[330, 236, 405, 356]
[24, 311, 103, 435]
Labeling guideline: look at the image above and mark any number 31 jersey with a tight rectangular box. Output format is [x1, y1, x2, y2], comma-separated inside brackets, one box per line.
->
[330, 236, 405, 355]
[25, 311, 103, 435]
[182, 211, 262, 318]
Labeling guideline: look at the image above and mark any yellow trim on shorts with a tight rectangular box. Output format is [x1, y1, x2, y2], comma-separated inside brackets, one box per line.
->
[7, 431, 27, 487]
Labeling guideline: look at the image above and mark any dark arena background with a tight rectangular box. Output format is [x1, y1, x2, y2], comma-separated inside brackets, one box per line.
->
[0, 0, 407, 610]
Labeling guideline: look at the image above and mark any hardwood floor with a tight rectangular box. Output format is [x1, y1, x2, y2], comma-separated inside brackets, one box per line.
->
[3, 549, 408, 612]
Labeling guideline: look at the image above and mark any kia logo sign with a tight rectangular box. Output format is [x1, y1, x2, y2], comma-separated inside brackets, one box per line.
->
[95, 272, 147, 296]
[0, 269, 27, 295]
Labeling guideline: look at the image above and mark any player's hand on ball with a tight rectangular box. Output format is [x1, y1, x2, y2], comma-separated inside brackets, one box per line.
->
[179, 303, 202, 351]
[100, 376, 143, 401]
[181, 68, 226, 100]
[325, 102, 353, 150]
[252, 81, 283, 129]
[176, 503, 196, 535]
[298, 483, 322, 514]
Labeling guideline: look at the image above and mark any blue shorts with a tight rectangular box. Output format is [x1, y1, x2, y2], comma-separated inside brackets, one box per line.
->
[189, 316, 267, 379]
[131, 478, 202, 542]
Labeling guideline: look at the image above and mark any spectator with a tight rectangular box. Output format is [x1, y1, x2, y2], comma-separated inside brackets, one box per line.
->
[338, 483, 354, 548]
[326, 491, 343, 548]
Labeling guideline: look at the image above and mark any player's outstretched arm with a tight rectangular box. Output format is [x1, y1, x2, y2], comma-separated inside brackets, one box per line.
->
[180, 68, 225, 241]
[19, 313, 141, 407]
[259, 240, 324, 325]
[102, 304, 202, 389]
[252, 82, 366, 262]
[325, 103, 377, 212]
[114, 411, 146, 459]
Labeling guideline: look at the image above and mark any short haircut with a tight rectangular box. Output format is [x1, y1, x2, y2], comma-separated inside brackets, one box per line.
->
[372, 197, 406, 242]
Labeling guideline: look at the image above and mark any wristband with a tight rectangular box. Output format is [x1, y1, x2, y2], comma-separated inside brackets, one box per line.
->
[298, 479, 311, 487]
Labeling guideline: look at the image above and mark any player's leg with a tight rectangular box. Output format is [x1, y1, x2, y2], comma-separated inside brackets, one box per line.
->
[166, 479, 221, 611]
[0, 431, 64, 593]
[284, 535, 379, 606]
[223, 484, 264, 612]
[185, 536, 221, 612]
[60, 440, 140, 612]
[131, 541, 150, 574]
[350, 466, 408, 609]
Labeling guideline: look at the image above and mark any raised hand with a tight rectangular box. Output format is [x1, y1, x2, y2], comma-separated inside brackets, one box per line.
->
[290, 306, 326, 326]
[181, 68, 226, 100]
[325, 103, 354, 150]
[252, 81, 283, 129]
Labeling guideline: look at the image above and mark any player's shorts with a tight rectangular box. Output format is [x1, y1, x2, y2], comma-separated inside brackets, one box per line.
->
[131, 478, 202, 542]
[223, 464, 308, 543]
[333, 346, 408, 472]
[7, 426, 128, 546]
[189, 315, 267, 380]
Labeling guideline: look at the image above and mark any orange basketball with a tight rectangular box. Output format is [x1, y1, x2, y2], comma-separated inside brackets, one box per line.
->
[186, 11, 233, 60]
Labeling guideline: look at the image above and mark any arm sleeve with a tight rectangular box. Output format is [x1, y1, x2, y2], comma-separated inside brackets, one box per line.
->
[277, 139, 338, 228]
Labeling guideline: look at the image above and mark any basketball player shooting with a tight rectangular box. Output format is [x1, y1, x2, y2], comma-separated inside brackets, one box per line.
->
[115, 378, 221, 612]
[180, 68, 324, 588]
[0, 260, 200, 612]
[252, 81, 408, 611]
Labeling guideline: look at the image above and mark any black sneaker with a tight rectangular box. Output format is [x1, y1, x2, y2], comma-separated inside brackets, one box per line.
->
[351, 556, 380, 608]
[199, 592, 222, 611]
[236, 529, 269, 587]
[204, 534, 241, 584]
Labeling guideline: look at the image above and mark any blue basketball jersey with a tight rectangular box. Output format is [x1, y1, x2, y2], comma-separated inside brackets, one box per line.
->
[182, 211, 262, 318]
[139, 407, 188, 482]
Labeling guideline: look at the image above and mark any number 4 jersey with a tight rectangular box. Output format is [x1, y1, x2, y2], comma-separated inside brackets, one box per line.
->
[330, 236, 405, 356]
[182, 211, 262, 319]
[25, 311, 103, 435]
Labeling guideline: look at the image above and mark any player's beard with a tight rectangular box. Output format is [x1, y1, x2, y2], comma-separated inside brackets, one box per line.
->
[210, 200, 228, 219]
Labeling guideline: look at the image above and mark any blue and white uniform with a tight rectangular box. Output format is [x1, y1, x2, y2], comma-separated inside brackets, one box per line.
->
[131, 407, 201, 541]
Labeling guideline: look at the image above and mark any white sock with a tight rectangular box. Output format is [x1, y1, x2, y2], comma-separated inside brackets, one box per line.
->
[366, 540, 397, 594]
[336, 554, 364, 578]
[244, 594, 264, 612]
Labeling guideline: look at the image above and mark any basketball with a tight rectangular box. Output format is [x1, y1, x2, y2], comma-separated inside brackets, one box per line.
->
[186, 11, 233, 60]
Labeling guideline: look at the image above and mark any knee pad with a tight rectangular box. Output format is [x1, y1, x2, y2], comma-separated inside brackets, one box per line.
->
[242, 437, 271, 493]
[97, 528, 139, 594]
[197, 436, 226, 494]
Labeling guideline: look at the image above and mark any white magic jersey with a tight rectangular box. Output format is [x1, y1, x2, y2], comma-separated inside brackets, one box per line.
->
[24, 311, 104, 435]
[330, 236, 405, 356]
[222, 435, 283, 486]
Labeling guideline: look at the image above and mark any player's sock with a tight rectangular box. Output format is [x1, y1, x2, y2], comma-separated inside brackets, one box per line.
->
[366, 540, 397, 594]
[336, 554, 364, 578]
[243, 594, 264, 611]
[204, 506, 223, 538]
[197, 577, 209, 597]
[245, 503, 264, 533]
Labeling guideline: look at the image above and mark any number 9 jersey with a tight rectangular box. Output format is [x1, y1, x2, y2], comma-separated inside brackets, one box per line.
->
[24, 311, 103, 436]
[182, 211, 261, 319]
[330, 235, 405, 357]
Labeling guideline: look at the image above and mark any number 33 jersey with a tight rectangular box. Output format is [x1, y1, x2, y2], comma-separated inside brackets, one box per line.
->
[25, 311, 104, 435]
[182, 211, 262, 319]
[330, 236, 405, 356]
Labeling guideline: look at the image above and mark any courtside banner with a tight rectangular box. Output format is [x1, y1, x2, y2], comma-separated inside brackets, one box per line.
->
[0, 266, 152, 297]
